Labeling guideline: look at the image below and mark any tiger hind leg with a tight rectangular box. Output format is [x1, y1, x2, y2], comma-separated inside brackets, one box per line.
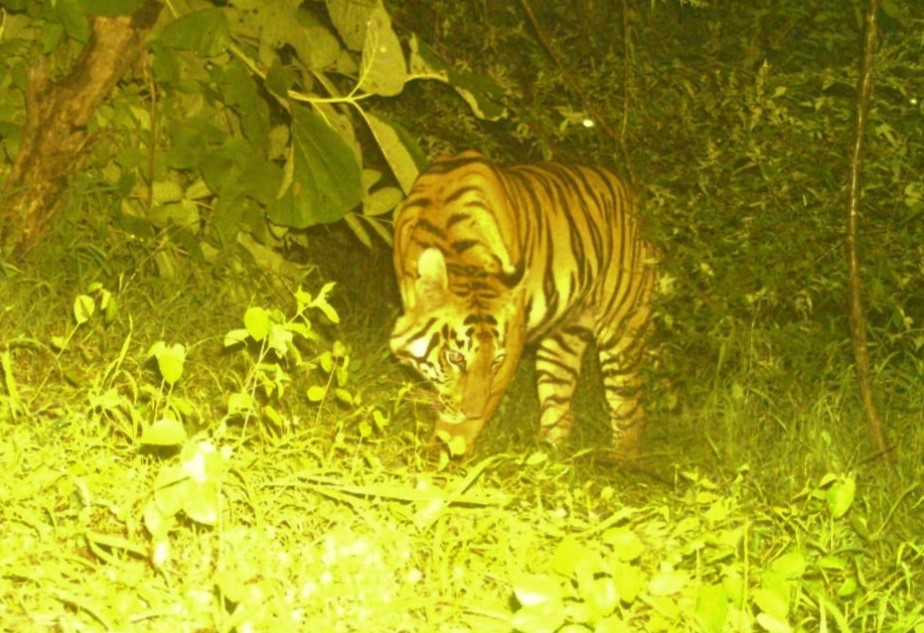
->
[596, 309, 652, 456]
[536, 316, 594, 444]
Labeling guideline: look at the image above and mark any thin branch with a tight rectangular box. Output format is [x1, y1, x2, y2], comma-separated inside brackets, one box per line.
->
[846, 0, 892, 467]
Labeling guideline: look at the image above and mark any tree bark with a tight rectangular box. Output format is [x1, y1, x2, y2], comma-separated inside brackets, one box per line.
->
[846, 0, 892, 467]
[0, 0, 163, 258]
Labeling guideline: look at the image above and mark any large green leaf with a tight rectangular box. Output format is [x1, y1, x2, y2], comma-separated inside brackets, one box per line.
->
[365, 113, 424, 193]
[166, 118, 226, 170]
[294, 8, 343, 70]
[150, 42, 181, 85]
[210, 194, 246, 248]
[199, 138, 282, 206]
[159, 9, 229, 57]
[325, 0, 373, 50]
[231, 0, 340, 71]
[358, 2, 406, 96]
[216, 60, 271, 155]
[268, 106, 362, 228]
[54, 0, 91, 43]
[409, 36, 507, 121]
[694, 584, 729, 633]
[327, 0, 406, 96]
[265, 60, 295, 102]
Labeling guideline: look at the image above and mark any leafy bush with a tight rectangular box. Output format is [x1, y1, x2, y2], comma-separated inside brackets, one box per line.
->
[0, 0, 506, 269]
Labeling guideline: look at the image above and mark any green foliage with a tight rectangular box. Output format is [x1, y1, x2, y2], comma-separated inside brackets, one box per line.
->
[0, 0, 508, 268]
[1, 261, 922, 631]
[504, 467, 918, 633]
[49, 283, 117, 351]
[144, 440, 226, 538]
[221, 282, 360, 434]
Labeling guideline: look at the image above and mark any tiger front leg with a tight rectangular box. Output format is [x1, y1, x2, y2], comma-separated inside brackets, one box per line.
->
[535, 321, 594, 444]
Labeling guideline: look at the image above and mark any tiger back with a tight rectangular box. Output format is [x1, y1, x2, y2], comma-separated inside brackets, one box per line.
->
[390, 150, 656, 456]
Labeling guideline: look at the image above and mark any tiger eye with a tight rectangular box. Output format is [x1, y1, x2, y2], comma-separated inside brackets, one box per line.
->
[443, 349, 465, 367]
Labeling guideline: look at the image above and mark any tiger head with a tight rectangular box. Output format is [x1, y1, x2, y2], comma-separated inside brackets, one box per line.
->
[391, 247, 527, 449]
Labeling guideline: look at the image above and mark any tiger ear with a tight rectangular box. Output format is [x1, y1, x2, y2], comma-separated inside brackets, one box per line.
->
[414, 248, 449, 308]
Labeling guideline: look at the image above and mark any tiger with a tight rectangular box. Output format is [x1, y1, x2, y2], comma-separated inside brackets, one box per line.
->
[390, 150, 656, 457]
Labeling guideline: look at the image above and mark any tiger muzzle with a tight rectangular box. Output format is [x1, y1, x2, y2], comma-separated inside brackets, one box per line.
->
[460, 396, 489, 420]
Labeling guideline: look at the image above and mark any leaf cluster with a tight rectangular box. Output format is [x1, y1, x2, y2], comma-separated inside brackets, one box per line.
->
[507, 467, 916, 633]
[0, 0, 506, 274]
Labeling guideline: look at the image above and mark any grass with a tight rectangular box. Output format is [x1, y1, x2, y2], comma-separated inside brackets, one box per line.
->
[1, 230, 922, 633]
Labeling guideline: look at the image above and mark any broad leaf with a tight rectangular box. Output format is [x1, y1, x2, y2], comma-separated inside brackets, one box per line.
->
[358, 2, 407, 96]
[198, 138, 282, 206]
[216, 60, 271, 154]
[770, 550, 807, 580]
[366, 113, 424, 193]
[602, 526, 645, 562]
[54, 0, 91, 42]
[409, 36, 507, 121]
[150, 342, 186, 385]
[159, 9, 230, 57]
[364, 186, 403, 217]
[325, 0, 374, 50]
[648, 568, 689, 596]
[73, 294, 95, 325]
[140, 418, 188, 447]
[268, 105, 362, 228]
[826, 474, 856, 519]
[232, 1, 340, 71]
[244, 306, 271, 342]
[694, 584, 728, 633]
[292, 9, 341, 70]
[512, 573, 563, 607]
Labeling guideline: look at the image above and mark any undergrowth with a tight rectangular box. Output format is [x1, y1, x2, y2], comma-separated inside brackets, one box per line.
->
[1, 250, 922, 632]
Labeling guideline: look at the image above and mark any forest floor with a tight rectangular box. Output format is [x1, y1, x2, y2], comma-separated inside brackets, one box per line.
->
[1, 234, 921, 633]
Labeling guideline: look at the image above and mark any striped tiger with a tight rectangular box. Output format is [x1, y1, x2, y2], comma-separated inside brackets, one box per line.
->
[391, 150, 656, 457]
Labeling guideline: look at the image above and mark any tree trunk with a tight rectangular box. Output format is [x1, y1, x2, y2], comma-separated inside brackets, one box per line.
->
[0, 0, 162, 258]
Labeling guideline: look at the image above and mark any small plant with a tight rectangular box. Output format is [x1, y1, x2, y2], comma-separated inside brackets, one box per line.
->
[135, 282, 369, 571]
[50, 282, 119, 352]
[52, 283, 147, 441]
[144, 341, 195, 432]
[143, 440, 229, 570]
[222, 282, 356, 437]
